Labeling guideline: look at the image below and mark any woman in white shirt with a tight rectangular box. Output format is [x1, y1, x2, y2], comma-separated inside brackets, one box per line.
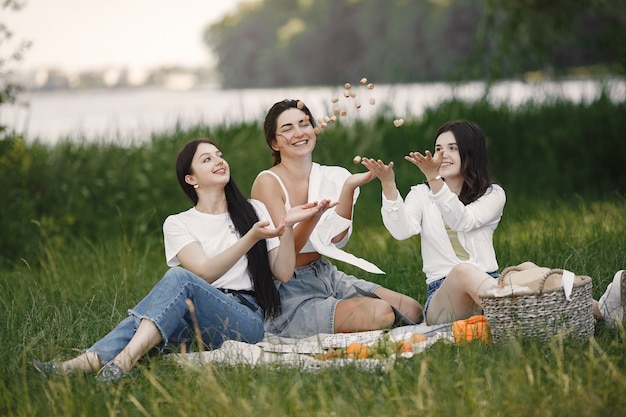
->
[251, 99, 423, 338]
[365, 120, 626, 328]
[34, 139, 320, 381]
[362, 120, 525, 325]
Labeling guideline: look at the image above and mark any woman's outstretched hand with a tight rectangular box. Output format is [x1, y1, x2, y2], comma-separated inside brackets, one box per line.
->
[345, 170, 376, 189]
[247, 220, 285, 241]
[360, 157, 399, 200]
[405, 149, 443, 179]
[361, 157, 395, 183]
[283, 201, 336, 227]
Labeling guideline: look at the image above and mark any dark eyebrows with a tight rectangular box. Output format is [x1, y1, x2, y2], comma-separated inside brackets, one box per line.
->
[198, 150, 221, 160]
[279, 117, 309, 129]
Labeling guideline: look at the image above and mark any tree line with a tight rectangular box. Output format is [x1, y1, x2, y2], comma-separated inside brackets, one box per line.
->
[203, 0, 625, 89]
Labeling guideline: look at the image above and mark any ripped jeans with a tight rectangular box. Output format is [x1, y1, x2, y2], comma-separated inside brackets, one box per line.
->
[86, 267, 264, 363]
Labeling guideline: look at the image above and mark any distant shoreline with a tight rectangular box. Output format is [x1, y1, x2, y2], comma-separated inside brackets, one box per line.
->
[3, 78, 624, 143]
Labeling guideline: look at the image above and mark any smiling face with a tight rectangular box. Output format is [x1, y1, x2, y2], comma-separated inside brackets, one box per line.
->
[185, 142, 230, 189]
[434, 131, 463, 181]
[271, 108, 316, 159]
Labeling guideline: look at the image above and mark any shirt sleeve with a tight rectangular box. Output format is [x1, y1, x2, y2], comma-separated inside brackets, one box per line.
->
[314, 209, 353, 247]
[431, 183, 506, 232]
[163, 215, 195, 267]
[381, 185, 425, 240]
[308, 165, 356, 248]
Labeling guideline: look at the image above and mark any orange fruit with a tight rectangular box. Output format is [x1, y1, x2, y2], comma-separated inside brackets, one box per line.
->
[394, 340, 413, 353]
[452, 315, 491, 344]
[409, 333, 428, 344]
[324, 347, 343, 360]
[345, 342, 369, 359]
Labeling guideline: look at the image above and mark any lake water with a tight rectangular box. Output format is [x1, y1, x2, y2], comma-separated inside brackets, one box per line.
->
[2, 79, 624, 143]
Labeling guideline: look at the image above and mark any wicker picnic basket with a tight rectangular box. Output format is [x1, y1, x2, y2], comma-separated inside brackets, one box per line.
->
[479, 267, 595, 343]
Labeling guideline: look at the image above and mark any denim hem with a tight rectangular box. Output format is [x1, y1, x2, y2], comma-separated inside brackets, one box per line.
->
[128, 310, 169, 347]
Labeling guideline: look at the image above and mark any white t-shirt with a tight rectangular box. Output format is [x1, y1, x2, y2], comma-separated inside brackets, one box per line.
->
[162, 199, 280, 290]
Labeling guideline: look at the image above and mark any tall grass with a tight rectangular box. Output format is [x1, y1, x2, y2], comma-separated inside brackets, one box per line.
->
[1, 198, 625, 417]
[1, 96, 625, 416]
[1, 95, 625, 267]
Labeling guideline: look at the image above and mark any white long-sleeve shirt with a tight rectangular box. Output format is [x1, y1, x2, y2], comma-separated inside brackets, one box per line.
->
[381, 182, 505, 284]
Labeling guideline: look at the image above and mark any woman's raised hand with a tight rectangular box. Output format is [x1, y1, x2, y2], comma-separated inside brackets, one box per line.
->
[283, 201, 334, 227]
[345, 170, 376, 189]
[361, 157, 395, 183]
[247, 220, 284, 241]
[405, 149, 442, 179]
[361, 157, 399, 200]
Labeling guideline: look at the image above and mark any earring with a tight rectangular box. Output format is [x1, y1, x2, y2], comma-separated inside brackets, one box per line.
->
[193, 184, 199, 189]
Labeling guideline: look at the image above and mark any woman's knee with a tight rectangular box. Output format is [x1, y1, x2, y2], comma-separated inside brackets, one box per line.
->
[161, 266, 198, 286]
[447, 262, 480, 282]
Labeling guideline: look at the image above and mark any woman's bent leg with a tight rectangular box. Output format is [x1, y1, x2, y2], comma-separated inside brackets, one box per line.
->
[373, 286, 423, 323]
[334, 297, 396, 332]
[84, 315, 138, 364]
[43, 267, 263, 377]
[426, 263, 497, 324]
[129, 267, 264, 349]
[107, 319, 163, 373]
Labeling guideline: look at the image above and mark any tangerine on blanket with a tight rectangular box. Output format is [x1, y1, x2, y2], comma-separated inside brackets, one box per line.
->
[452, 315, 491, 344]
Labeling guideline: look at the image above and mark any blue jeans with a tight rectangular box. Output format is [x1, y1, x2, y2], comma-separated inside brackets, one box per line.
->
[86, 267, 264, 363]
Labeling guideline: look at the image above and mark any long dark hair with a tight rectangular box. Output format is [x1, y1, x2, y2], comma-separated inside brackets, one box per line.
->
[175, 139, 281, 318]
[263, 99, 317, 166]
[435, 120, 492, 205]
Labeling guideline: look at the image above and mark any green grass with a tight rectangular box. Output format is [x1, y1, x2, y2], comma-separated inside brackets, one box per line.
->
[2, 94, 626, 268]
[1, 96, 625, 415]
[1, 198, 625, 417]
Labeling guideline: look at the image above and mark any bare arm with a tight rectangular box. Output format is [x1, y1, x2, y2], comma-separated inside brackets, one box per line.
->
[330, 170, 375, 243]
[267, 202, 327, 282]
[176, 220, 284, 283]
[251, 173, 336, 254]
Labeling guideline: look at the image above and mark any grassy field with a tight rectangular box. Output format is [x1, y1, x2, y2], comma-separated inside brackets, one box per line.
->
[1, 96, 625, 416]
[1, 196, 625, 417]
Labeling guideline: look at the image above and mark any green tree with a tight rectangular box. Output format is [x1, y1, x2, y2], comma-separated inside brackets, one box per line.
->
[204, 0, 626, 88]
[0, 0, 30, 138]
[476, 0, 626, 79]
[203, 0, 484, 88]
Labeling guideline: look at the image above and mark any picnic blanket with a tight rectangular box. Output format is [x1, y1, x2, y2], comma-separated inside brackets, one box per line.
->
[170, 323, 453, 372]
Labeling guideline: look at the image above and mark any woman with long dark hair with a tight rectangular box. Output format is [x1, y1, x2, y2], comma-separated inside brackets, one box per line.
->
[365, 121, 625, 327]
[363, 120, 515, 324]
[34, 139, 321, 381]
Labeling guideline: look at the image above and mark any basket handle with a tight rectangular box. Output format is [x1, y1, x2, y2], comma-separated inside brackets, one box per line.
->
[497, 266, 523, 286]
[497, 267, 565, 294]
[537, 269, 565, 294]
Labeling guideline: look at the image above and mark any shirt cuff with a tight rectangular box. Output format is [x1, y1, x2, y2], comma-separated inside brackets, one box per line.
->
[314, 209, 352, 245]
[381, 189, 403, 211]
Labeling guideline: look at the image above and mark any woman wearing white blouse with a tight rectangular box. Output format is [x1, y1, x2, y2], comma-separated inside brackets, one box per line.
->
[363, 120, 533, 324]
[251, 99, 423, 338]
[364, 120, 625, 327]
